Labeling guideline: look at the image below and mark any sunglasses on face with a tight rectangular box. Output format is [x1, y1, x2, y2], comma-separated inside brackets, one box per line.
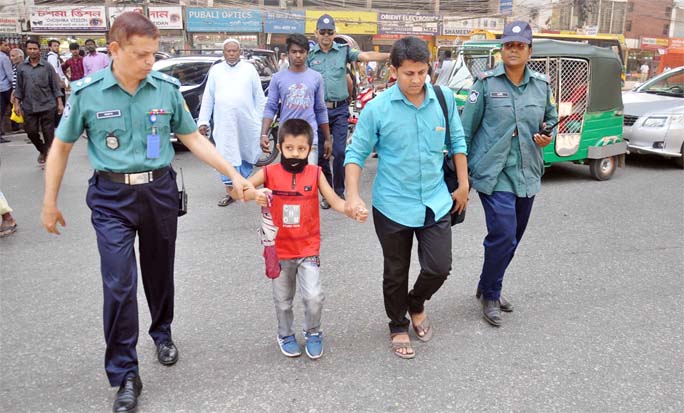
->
[318, 30, 334, 36]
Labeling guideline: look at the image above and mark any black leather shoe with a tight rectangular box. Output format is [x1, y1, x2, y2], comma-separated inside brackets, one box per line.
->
[157, 341, 179, 365]
[476, 288, 513, 312]
[113, 374, 142, 413]
[482, 299, 503, 326]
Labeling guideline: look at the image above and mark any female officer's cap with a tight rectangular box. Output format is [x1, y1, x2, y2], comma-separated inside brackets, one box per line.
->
[501, 21, 532, 45]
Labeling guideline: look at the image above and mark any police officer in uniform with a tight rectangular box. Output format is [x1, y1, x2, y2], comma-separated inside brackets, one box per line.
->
[41, 12, 253, 412]
[460, 21, 558, 327]
[307, 14, 389, 208]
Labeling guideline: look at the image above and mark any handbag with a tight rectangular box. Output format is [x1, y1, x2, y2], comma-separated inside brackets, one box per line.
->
[177, 167, 188, 217]
[10, 106, 23, 124]
[433, 85, 468, 225]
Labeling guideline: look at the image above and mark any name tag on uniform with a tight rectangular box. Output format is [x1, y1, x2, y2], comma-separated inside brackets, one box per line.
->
[490, 92, 509, 98]
[147, 133, 160, 159]
[96, 110, 122, 119]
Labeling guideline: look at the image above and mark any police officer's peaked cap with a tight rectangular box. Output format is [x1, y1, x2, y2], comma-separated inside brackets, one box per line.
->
[501, 21, 533, 45]
[316, 14, 335, 30]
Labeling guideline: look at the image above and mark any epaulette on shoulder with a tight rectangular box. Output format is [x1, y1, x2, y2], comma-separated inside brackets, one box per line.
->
[151, 70, 181, 88]
[529, 70, 549, 83]
[70, 71, 105, 94]
[478, 70, 494, 80]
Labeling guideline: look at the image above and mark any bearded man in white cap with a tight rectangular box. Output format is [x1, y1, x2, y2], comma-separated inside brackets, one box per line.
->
[199, 38, 266, 206]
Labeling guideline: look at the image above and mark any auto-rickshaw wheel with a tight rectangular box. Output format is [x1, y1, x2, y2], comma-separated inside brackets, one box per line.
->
[589, 156, 617, 181]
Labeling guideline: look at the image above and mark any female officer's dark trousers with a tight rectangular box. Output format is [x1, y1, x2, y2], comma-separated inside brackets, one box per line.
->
[86, 168, 178, 387]
[373, 207, 452, 335]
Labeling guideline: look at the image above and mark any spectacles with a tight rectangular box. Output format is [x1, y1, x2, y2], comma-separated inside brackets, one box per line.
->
[318, 30, 334, 36]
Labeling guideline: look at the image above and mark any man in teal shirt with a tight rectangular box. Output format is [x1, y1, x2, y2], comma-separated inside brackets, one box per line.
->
[307, 14, 389, 208]
[40, 12, 253, 412]
[345, 37, 469, 359]
[460, 21, 558, 327]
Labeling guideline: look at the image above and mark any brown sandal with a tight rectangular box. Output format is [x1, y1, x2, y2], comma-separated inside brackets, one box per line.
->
[411, 315, 433, 342]
[390, 333, 415, 359]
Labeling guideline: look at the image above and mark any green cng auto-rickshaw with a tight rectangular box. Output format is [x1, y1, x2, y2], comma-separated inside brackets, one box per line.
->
[447, 39, 627, 181]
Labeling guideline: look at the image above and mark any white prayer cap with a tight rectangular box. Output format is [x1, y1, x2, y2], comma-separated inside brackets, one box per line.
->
[223, 38, 240, 47]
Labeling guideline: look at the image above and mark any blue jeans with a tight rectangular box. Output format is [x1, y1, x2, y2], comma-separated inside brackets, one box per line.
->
[318, 103, 349, 196]
[478, 191, 535, 300]
[221, 160, 253, 186]
[272, 256, 325, 338]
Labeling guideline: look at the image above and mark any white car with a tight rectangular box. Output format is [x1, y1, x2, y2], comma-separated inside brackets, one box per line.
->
[622, 66, 684, 168]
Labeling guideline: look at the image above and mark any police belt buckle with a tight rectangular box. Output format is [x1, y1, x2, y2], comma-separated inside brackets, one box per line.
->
[125, 171, 154, 185]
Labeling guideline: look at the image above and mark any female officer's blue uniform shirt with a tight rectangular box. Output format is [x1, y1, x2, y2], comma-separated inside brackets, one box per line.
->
[56, 66, 197, 173]
[461, 63, 558, 197]
[344, 84, 467, 228]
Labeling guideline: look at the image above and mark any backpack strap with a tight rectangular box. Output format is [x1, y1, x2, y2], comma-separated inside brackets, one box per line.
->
[432, 85, 450, 151]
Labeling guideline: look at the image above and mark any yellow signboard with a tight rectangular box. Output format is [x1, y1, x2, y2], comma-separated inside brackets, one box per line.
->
[305, 10, 377, 35]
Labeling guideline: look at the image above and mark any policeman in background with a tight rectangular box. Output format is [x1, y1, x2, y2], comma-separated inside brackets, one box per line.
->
[460, 21, 558, 327]
[41, 12, 253, 412]
[307, 14, 389, 208]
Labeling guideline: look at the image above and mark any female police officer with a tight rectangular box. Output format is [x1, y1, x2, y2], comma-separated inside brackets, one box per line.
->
[460, 21, 558, 327]
[40, 12, 254, 412]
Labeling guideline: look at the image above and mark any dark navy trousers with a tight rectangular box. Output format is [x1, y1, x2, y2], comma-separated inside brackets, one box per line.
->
[86, 168, 178, 387]
[318, 102, 349, 196]
[478, 191, 535, 301]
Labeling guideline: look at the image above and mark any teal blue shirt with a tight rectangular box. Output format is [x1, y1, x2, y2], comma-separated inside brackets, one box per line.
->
[307, 42, 360, 101]
[56, 66, 197, 173]
[344, 84, 467, 227]
[461, 63, 558, 197]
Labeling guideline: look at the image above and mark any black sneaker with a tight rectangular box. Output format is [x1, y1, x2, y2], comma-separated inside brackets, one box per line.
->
[320, 199, 331, 209]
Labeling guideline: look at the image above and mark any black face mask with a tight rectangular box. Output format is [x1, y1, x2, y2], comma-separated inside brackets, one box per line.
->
[281, 155, 308, 174]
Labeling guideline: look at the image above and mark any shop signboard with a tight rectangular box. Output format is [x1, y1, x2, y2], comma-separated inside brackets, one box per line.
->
[305, 10, 377, 35]
[30, 6, 107, 32]
[378, 13, 439, 36]
[149, 7, 183, 30]
[641, 37, 669, 50]
[108, 6, 143, 26]
[499, 0, 513, 15]
[0, 15, 20, 33]
[264, 10, 304, 33]
[441, 16, 504, 36]
[669, 38, 684, 52]
[187, 8, 262, 32]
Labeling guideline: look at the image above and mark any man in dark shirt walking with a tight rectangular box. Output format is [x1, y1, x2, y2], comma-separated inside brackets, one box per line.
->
[14, 40, 64, 164]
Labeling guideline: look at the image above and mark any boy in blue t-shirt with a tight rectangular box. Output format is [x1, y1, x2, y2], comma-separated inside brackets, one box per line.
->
[261, 34, 332, 165]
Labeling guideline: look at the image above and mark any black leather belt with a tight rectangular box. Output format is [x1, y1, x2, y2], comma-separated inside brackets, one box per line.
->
[325, 100, 346, 109]
[96, 167, 168, 185]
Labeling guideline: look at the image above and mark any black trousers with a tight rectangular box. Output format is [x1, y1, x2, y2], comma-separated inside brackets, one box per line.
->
[0, 89, 11, 135]
[373, 207, 452, 334]
[24, 109, 56, 155]
[86, 168, 179, 386]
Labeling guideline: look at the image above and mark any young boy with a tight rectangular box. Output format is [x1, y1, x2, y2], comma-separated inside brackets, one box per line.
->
[237, 118, 367, 359]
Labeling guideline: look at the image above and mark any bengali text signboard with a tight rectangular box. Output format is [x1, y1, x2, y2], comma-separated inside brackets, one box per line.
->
[30, 6, 107, 32]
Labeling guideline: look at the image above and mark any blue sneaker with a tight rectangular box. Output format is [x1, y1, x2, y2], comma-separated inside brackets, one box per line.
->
[304, 331, 324, 360]
[277, 335, 301, 357]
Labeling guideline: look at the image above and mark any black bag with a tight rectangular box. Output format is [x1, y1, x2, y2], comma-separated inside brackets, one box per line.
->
[177, 167, 187, 217]
[433, 86, 467, 225]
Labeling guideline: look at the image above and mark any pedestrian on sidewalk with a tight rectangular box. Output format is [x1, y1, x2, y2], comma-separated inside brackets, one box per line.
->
[62, 42, 84, 82]
[239, 118, 367, 360]
[0, 38, 13, 143]
[7, 48, 24, 136]
[198, 38, 266, 207]
[40, 12, 254, 412]
[344, 36, 469, 359]
[83, 38, 109, 76]
[261, 33, 331, 166]
[14, 39, 64, 164]
[460, 21, 558, 327]
[307, 14, 389, 209]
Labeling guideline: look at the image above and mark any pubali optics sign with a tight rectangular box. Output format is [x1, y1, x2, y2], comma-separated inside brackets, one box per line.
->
[186, 8, 262, 32]
[30, 6, 107, 32]
[378, 13, 439, 35]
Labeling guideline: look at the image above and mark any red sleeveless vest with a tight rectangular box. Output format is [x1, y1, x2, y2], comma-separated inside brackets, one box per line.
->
[263, 164, 321, 259]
